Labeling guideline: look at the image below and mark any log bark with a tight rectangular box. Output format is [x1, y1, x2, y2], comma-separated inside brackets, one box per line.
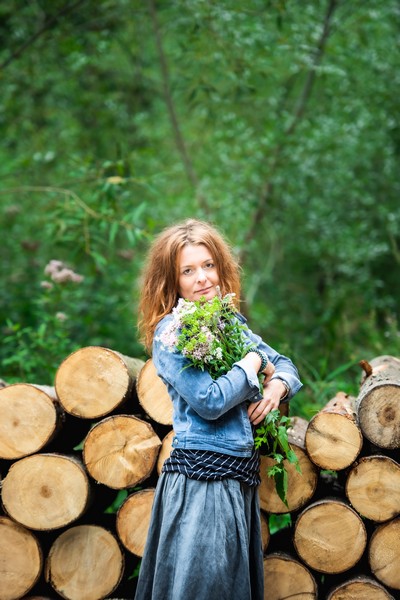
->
[327, 576, 395, 600]
[83, 415, 161, 489]
[357, 355, 400, 448]
[346, 455, 400, 522]
[263, 552, 317, 599]
[0, 383, 63, 459]
[293, 499, 367, 574]
[369, 517, 400, 590]
[136, 359, 173, 425]
[259, 417, 318, 514]
[45, 524, 124, 600]
[0, 516, 42, 600]
[116, 488, 155, 556]
[287, 415, 308, 447]
[55, 346, 144, 418]
[1, 453, 90, 530]
[305, 392, 363, 470]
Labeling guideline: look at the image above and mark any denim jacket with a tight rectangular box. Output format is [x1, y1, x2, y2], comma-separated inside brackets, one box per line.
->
[152, 313, 302, 458]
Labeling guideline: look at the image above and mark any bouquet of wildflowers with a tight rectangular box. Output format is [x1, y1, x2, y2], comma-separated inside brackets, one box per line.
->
[158, 289, 255, 381]
[158, 288, 299, 505]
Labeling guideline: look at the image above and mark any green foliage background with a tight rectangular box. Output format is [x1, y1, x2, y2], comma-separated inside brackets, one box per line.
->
[1, 0, 399, 417]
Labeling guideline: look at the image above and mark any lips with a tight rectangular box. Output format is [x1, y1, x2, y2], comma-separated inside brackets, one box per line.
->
[195, 287, 212, 294]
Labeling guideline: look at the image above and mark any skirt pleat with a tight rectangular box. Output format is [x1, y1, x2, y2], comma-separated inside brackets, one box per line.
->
[134, 472, 264, 600]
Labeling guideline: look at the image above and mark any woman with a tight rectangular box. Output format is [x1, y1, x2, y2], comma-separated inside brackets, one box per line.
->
[135, 219, 302, 600]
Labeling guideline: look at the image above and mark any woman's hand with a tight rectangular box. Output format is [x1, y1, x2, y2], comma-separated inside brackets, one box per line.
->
[261, 361, 275, 383]
[247, 378, 288, 426]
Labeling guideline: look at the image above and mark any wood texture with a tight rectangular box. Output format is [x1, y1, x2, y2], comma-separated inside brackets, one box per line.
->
[263, 552, 317, 600]
[305, 392, 363, 470]
[346, 455, 400, 522]
[369, 517, 400, 590]
[2, 453, 90, 530]
[1, 349, 399, 598]
[327, 576, 395, 600]
[83, 415, 161, 489]
[116, 488, 155, 556]
[45, 525, 124, 600]
[260, 511, 270, 553]
[136, 359, 173, 425]
[0, 383, 62, 459]
[156, 428, 174, 475]
[0, 516, 42, 600]
[294, 499, 367, 573]
[259, 417, 318, 514]
[55, 346, 144, 418]
[356, 355, 400, 448]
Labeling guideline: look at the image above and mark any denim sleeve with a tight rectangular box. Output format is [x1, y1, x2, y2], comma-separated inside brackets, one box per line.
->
[239, 316, 303, 400]
[152, 318, 262, 421]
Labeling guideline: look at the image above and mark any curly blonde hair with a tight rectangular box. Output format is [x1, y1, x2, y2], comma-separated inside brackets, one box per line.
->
[138, 219, 241, 353]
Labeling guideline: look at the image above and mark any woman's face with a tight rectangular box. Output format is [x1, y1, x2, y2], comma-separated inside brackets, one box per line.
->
[178, 244, 220, 301]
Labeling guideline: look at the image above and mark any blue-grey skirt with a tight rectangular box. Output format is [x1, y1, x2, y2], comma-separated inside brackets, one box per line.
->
[134, 472, 264, 600]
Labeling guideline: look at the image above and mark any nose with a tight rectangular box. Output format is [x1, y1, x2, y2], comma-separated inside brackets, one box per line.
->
[196, 267, 207, 283]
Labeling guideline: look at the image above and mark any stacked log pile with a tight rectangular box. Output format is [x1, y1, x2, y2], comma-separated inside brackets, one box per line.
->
[0, 350, 399, 599]
[262, 355, 400, 600]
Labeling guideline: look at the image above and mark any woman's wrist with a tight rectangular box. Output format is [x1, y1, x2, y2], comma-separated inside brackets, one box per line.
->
[279, 379, 290, 400]
[264, 377, 290, 400]
[245, 348, 268, 374]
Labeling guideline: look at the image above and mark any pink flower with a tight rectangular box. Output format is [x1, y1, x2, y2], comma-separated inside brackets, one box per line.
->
[43, 260, 84, 284]
[55, 312, 68, 322]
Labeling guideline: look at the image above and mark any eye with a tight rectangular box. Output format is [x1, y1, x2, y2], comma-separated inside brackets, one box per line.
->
[204, 262, 215, 269]
[182, 268, 193, 276]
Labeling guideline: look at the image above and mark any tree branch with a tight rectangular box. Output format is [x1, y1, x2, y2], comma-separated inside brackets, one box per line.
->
[147, 0, 209, 214]
[285, 0, 338, 136]
[241, 0, 339, 260]
[0, 0, 87, 71]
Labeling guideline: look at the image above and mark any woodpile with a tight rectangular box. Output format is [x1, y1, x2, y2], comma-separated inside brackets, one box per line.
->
[0, 350, 399, 599]
[263, 355, 400, 600]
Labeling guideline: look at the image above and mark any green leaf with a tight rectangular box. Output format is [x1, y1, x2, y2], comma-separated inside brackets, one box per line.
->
[273, 466, 289, 507]
[109, 221, 119, 245]
[104, 489, 129, 514]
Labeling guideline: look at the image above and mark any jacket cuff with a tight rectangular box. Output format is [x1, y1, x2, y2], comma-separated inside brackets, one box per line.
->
[234, 359, 263, 402]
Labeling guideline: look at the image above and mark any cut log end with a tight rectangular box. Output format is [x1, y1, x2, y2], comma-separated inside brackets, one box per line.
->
[55, 346, 141, 419]
[357, 356, 400, 449]
[294, 499, 367, 574]
[263, 552, 317, 599]
[346, 455, 400, 522]
[0, 384, 60, 460]
[156, 429, 174, 475]
[327, 576, 396, 600]
[2, 454, 90, 530]
[136, 359, 173, 425]
[358, 384, 400, 449]
[83, 415, 161, 489]
[0, 516, 43, 600]
[116, 489, 155, 556]
[306, 412, 362, 470]
[369, 517, 400, 590]
[46, 525, 124, 600]
[259, 445, 318, 514]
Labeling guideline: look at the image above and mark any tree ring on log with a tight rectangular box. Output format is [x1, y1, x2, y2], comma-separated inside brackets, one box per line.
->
[0, 516, 42, 600]
[2, 453, 90, 530]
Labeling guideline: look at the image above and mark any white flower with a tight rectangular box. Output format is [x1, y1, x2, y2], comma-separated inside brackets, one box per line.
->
[214, 347, 223, 360]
